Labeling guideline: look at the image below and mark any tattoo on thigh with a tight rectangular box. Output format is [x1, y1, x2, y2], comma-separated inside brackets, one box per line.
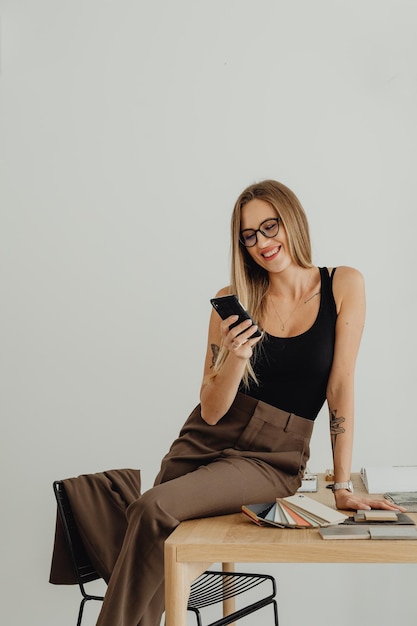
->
[330, 409, 346, 452]
[210, 343, 220, 368]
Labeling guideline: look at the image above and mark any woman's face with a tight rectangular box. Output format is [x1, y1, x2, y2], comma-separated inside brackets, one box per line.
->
[240, 198, 292, 273]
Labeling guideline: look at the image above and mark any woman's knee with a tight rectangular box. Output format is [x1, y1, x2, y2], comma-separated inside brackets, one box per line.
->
[126, 485, 179, 534]
[126, 488, 159, 523]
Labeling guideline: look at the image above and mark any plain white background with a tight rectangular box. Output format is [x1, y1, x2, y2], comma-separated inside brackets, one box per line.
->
[1, 1, 417, 625]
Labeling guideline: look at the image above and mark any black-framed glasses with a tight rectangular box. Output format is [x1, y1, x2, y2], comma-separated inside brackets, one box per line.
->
[239, 217, 281, 248]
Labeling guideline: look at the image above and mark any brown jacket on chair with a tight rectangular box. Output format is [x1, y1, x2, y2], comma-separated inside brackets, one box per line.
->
[49, 468, 141, 585]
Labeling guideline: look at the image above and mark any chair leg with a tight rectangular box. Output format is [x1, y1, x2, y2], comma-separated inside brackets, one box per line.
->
[76, 598, 87, 626]
[273, 599, 279, 626]
[188, 607, 203, 626]
[76, 596, 104, 626]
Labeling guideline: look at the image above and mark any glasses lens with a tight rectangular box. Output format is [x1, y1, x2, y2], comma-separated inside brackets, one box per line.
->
[260, 219, 279, 238]
[240, 231, 257, 247]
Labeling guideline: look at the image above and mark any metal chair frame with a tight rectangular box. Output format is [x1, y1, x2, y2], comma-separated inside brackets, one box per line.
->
[53, 480, 104, 626]
[53, 480, 279, 626]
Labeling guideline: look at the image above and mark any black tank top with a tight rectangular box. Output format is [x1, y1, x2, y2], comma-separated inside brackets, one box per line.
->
[240, 267, 337, 421]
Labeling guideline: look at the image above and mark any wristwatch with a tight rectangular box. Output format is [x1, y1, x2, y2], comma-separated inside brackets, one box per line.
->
[333, 480, 354, 493]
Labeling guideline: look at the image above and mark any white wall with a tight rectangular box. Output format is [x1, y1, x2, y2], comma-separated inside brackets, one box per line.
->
[1, 1, 416, 625]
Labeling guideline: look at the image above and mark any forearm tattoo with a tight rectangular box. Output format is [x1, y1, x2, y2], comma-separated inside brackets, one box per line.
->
[329, 409, 346, 454]
[210, 343, 220, 368]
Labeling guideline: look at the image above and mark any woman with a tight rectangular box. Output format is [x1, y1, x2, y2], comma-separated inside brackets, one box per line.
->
[96, 179, 401, 626]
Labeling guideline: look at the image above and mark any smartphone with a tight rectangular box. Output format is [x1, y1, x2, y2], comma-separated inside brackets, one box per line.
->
[210, 294, 262, 337]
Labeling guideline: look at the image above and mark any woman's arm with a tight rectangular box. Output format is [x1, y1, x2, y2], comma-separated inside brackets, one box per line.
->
[328, 267, 404, 511]
[200, 287, 262, 425]
[326, 267, 363, 508]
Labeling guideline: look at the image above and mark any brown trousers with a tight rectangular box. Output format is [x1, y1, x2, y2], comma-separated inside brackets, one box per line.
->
[91, 394, 313, 626]
[50, 468, 142, 585]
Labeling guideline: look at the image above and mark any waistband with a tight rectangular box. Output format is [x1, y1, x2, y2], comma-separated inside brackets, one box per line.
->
[232, 392, 314, 439]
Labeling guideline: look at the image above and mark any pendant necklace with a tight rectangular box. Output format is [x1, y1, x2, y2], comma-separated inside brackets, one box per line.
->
[269, 268, 318, 332]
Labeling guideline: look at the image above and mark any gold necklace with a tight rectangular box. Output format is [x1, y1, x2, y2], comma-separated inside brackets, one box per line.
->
[269, 269, 316, 332]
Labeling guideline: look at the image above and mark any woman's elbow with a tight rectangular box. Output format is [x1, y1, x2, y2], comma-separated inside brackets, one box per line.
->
[200, 405, 221, 426]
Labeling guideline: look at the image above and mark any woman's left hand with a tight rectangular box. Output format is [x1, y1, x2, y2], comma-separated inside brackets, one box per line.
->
[334, 490, 407, 512]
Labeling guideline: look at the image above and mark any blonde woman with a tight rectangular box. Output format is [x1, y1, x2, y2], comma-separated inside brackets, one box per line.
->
[96, 180, 401, 626]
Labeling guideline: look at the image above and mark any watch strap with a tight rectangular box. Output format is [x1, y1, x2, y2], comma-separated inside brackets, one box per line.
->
[333, 480, 354, 492]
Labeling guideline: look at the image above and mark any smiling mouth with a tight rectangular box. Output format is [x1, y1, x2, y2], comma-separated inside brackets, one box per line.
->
[262, 246, 280, 259]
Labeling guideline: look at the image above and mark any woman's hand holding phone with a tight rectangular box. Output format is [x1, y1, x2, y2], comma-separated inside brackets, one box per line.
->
[210, 295, 263, 358]
[220, 315, 262, 358]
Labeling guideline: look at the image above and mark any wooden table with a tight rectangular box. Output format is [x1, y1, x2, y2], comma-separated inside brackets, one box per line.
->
[164, 473, 417, 626]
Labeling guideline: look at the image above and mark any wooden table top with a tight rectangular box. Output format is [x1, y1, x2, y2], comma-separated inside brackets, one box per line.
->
[166, 473, 417, 564]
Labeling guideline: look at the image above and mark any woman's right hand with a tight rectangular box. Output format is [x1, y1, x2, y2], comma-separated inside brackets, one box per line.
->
[200, 300, 262, 424]
[221, 315, 263, 359]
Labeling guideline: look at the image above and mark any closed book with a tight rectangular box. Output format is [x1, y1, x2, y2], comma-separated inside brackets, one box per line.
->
[319, 526, 371, 540]
[343, 512, 415, 526]
[368, 526, 417, 540]
[354, 510, 399, 522]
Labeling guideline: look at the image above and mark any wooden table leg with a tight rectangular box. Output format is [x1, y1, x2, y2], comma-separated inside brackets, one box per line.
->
[164, 541, 210, 626]
[222, 562, 236, 625]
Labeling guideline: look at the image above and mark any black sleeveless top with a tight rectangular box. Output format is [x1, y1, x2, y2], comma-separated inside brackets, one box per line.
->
[240, 267, 337, 421]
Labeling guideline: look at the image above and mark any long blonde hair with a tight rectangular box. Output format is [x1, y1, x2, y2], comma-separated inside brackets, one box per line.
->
[212, 179, 313, 386]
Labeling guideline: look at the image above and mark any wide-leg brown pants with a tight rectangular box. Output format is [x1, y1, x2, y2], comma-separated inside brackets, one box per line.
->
[96, 393, 314, 626]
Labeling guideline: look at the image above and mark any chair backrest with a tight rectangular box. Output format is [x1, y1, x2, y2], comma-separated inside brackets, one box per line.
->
[53, 480, 102, 589]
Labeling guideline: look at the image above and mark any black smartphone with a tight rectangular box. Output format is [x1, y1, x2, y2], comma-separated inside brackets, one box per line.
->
[210, 294, 262, 337]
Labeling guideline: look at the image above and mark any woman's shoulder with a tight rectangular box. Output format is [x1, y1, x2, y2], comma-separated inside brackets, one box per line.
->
[330, 265, 364, 285]
[329, 266, 365, 312]
[214, 285, 232, 297]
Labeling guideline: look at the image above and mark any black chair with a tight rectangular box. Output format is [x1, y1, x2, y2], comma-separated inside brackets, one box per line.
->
[53, 480, 105, 626]
[53, 480, 279, 626]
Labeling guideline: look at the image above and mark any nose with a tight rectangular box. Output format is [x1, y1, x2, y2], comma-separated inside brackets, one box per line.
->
[256, 231, 275, 247]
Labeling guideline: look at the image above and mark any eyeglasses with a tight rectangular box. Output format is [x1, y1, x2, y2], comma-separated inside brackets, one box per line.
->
[239, 217, 281, 247]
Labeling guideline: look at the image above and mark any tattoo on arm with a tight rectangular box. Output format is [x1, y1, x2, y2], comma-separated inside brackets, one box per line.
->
[210, 343, 220, 368]
[329, 409, 346, 454]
